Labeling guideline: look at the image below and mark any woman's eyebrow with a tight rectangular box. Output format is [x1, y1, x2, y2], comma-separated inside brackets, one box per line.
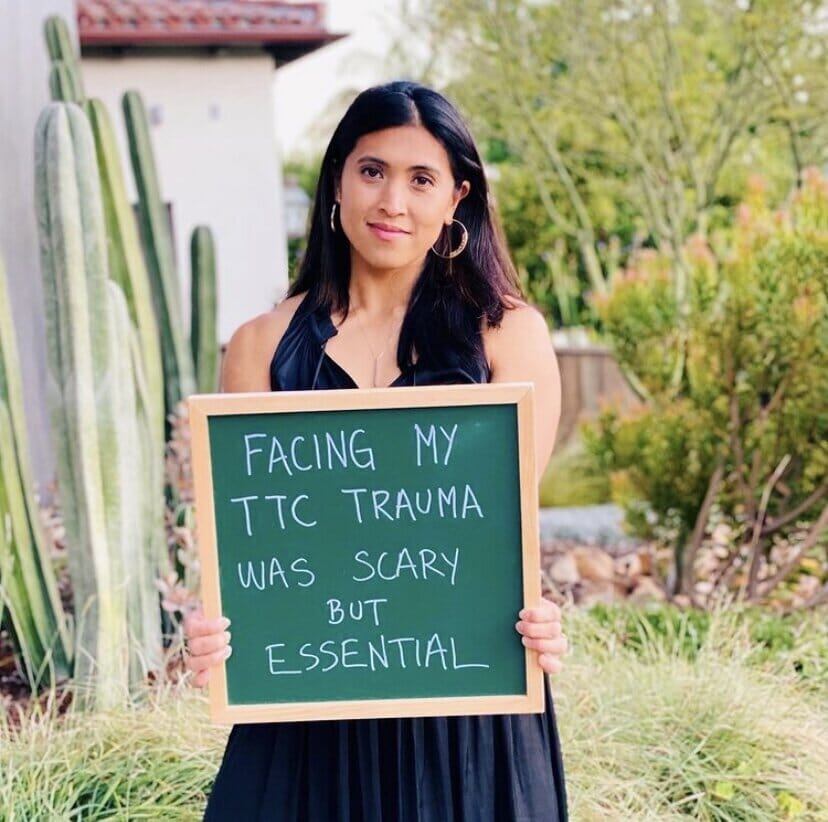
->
[356, 155, 442, 177]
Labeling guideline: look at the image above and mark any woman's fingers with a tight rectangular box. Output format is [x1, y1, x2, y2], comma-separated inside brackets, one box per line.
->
[515, 619, 562, 639]
[519, 600, 562, 623]
[182, 610, 233, 689]
[185, 643, 233, 675]
[188, 631, 231, 658]
[184, 611, 231, 639]
[192, 668, 211, 688]
[515, 598, 568, 674]
[520, 635, 568, 656]
[538, 654, 563, 675]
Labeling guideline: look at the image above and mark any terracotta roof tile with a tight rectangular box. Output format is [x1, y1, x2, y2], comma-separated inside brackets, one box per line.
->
[77, 1, 336, 48]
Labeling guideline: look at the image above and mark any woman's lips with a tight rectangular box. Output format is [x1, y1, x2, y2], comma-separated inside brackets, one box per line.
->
[368, 223, 410, 241]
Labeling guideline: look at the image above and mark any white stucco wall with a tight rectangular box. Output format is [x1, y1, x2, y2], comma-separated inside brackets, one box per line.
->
[0, 0, 78, 488]
[82, 54, 288, 343]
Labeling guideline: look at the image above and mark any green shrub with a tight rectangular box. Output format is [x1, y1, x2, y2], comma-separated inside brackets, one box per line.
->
[585, 172, 828, 601]
[539, 438, 612, 507]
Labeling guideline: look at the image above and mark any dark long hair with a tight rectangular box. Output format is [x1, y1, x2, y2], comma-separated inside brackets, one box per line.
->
[289, 81, 521, 373]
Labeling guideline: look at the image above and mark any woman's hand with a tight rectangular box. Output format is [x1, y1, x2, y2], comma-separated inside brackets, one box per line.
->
[183, 610, 232, 688]
[515, 598, 568, 674]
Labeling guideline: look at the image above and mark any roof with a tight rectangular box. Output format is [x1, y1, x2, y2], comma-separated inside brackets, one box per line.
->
[77, 1, 343, 61]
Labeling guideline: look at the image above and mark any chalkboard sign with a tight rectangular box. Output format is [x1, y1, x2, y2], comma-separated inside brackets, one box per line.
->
[189, 384, 543, 724]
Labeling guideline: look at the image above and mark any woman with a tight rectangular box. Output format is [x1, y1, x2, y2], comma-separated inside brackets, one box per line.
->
[185, 81, 569, 821]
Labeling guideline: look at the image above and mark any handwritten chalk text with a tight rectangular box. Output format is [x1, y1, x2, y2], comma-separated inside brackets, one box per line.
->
[242, 429, 376, 477]
[340, 484, 484, 524]
[266, 632, 490, 675]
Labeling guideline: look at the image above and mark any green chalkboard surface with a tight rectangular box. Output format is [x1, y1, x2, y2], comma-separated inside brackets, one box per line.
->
[190, 384, 542, 724]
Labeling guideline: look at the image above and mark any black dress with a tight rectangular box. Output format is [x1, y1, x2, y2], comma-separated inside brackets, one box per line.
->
[203, 297, 568, 822]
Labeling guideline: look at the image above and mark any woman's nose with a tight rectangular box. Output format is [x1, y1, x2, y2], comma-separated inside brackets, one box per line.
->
[377, 180, 406, 216]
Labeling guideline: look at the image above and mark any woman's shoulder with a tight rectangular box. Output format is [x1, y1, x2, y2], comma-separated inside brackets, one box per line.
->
[481, 295, 551, 367]
[221, 292, 307, 392]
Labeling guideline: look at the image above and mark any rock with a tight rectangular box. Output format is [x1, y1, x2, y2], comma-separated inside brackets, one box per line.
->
[629, 577, 666, 603]
[572, 546, 615, 583]
[549, 553, 580, 585]
[614, 552, 643, 581]
[636, 549, 654, 576]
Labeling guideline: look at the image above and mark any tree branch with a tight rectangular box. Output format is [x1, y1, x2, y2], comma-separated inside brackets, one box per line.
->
[746, 453, 792, 599]
[762, 483, 828, 536]
[682, 460, 726, 599]
[757, 502, 828, 597]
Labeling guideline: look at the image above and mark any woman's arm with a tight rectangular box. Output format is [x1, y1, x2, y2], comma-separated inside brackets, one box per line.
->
[484, 301, 568, 675]
[221, 294, 305, 393]
[483, 301, 562, 480]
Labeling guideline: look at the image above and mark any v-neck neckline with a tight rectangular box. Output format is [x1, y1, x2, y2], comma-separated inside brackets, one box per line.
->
[315, 304, 410, 389]
[321, 350, 409, 389]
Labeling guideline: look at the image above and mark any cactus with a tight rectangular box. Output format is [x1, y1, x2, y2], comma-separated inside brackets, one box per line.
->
[83, 100, 165, 442]
[35, 102, 138, 708]
[190, 225, 219, 393]
[49, 61, 84, 104]
[44, 16, 85, 100]
[85, 97, 167, 575]
[123, 90, 196, 422]
[0, 253, 72, 684]
[44, 15, 77, 64]
[107, 281, 162, 681]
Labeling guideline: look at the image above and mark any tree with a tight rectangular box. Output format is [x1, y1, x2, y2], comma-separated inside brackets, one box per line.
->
[404, 0, 828, 384]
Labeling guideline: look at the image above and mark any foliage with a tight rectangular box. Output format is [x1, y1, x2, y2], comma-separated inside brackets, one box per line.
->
[0, 685, 224, 820]
[283, 155, 321, 284]
[559, 604, 828, 820]
[0, 254, 72, 688]
[3, 604, 827, 819]
[538, 438, 612, 507]
[492, 163, 614, 327]
[584, 600, 828, 694]
[403, 0, 828, 327]
[283, 155, 321, 201]
[584, 171, 828, 603]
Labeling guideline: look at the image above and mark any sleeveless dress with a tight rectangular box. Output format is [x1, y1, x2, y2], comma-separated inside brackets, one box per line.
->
[203, 297, 569, 822]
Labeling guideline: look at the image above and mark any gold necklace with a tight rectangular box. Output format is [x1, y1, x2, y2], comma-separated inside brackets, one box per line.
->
[352, 308, 403, 387]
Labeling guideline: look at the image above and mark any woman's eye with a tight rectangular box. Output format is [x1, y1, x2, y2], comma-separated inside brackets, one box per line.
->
[361, 166, 382, 178]
[414, 176, 434, 187]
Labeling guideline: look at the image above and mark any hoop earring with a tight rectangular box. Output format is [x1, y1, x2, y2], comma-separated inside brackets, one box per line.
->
[330, 202, 338, 233]
[431, 219, 468, 259]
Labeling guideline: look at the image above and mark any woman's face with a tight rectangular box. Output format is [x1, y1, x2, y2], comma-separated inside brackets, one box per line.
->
[336, 125, 470, 275]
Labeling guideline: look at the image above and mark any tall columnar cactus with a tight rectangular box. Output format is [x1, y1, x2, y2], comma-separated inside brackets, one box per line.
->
[84, 99, 168, 576]
[107, 281, 162, 680]
[84, 100, 164, 450]
[190, 225, 219, 393]
[0, 255, 72, 686]
[34, 102, 166, 707]
[49, 61, 84, 104]
[123, 90, 196, 421]
[44, 16, 85, 100]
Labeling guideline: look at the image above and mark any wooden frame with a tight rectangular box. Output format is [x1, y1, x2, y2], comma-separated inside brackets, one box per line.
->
[189, 382, 542, 724]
